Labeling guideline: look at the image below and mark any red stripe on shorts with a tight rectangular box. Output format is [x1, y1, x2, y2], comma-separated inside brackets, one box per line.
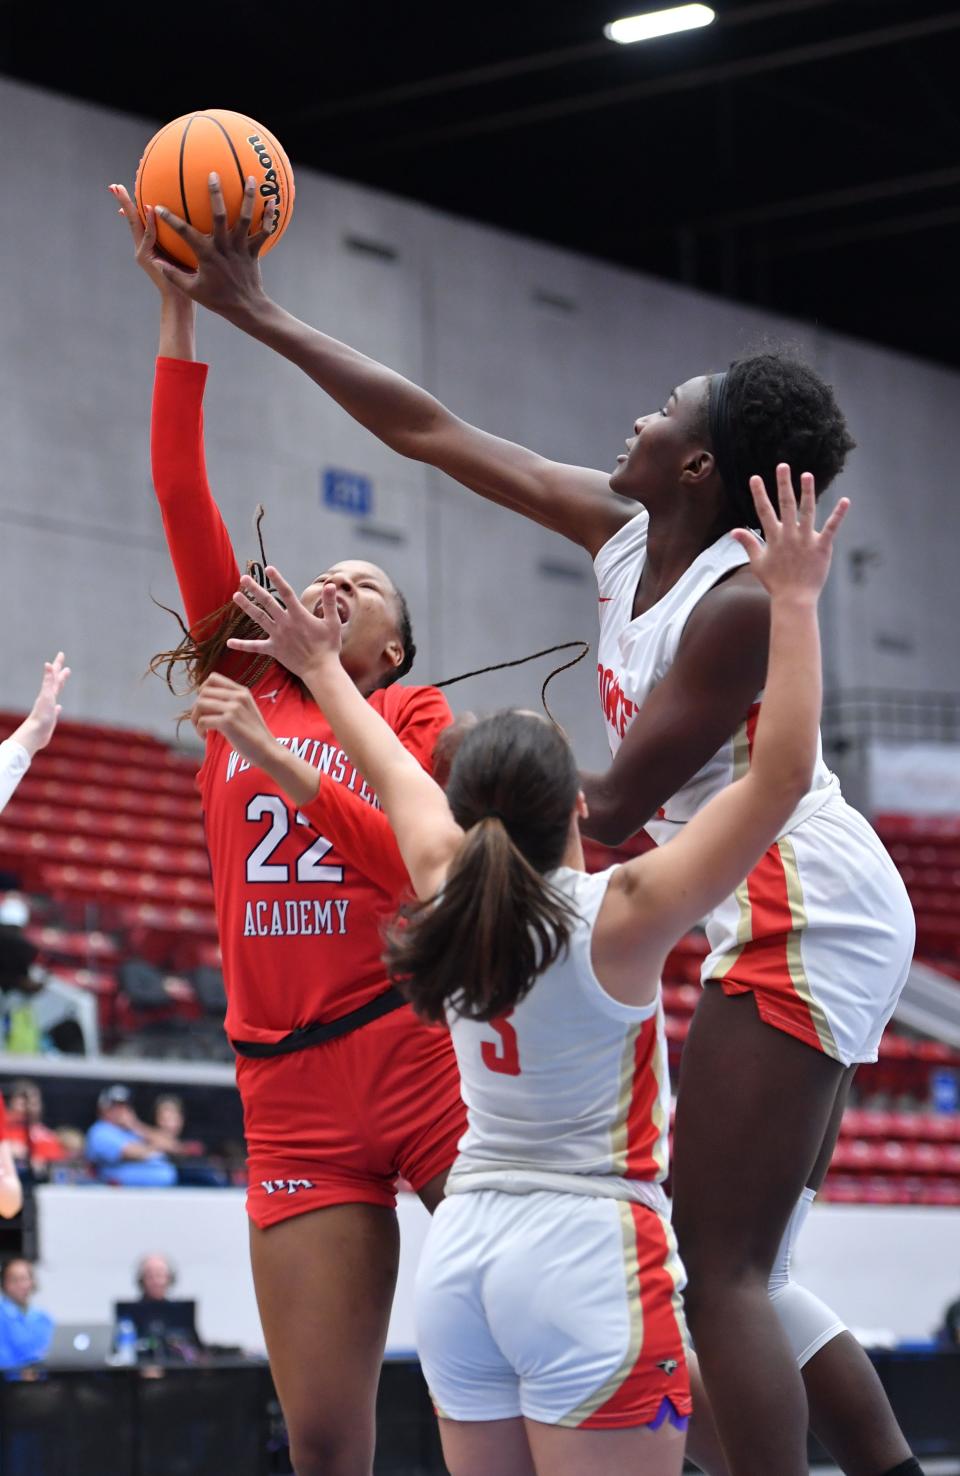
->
[579, 1206, 690, 1429]
[720, 842, 822, 1053]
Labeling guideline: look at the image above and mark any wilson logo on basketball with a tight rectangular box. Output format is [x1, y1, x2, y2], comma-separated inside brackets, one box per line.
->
[247, 134, 282, 231]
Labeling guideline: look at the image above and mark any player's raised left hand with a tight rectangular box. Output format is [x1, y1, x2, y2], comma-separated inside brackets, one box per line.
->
[228, 565, 343, 678]
[16, 653, 71, 757]
[730, 464, 850, 605]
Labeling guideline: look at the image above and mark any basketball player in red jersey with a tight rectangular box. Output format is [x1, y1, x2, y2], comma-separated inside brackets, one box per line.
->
[111, 185, 466, 1476]
[141, 176, 925, 1476]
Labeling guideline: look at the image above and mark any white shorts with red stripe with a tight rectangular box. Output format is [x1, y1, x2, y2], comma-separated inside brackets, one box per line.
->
[702, 793, 915, 1066]
[416, 1188, 691, 1429]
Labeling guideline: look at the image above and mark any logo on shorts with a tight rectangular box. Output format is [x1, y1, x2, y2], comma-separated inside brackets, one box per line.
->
[656, 1358, 679, 1376]
[260, 1178, 315, 1196]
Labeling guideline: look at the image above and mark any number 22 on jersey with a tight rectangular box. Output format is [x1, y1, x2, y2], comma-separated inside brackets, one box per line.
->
[244, 794, 344, 884]
[481, 1011, 521, 1077]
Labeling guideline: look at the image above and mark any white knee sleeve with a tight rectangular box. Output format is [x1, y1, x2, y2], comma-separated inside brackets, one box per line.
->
[768, 1187, 846, 1368]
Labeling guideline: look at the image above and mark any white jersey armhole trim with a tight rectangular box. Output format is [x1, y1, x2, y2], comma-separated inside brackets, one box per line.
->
[593, 509, 648, 586]
[567, 865, 661, 1024]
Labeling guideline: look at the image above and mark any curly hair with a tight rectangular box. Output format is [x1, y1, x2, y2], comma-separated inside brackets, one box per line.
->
[712, 351, 856, 529]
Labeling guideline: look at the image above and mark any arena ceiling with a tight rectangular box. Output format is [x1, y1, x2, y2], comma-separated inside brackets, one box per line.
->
[5, 0, 960, 368]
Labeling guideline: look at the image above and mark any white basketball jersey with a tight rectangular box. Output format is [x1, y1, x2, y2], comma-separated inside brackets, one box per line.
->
[445, 866, 670, 1212]
[594, 510, 837, 845]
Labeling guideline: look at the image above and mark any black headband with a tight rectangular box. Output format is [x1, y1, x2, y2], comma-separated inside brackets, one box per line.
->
[708, 371, 761, 528]
[708, 371, 739, 496]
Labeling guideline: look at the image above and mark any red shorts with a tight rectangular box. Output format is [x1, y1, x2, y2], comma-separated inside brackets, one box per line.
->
[237, 1004, 466, 1229]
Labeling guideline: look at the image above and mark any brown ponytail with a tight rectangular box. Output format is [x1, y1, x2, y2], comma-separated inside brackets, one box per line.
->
[385, 710, 580, 1023]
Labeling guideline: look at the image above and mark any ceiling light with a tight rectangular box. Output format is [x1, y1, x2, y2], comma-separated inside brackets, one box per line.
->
[604, 5, 716, 45]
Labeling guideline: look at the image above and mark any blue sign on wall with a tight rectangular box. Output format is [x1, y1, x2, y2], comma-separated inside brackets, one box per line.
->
[322, 468, 373, 517]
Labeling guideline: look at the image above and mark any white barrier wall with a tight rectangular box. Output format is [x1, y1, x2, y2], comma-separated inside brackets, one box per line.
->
[2, 77, 959, 770]
[36, 1184, 431, 1356]
[36, 1186, 959, 1355]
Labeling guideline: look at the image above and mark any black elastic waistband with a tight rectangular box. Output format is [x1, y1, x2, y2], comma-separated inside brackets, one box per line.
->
[231, 986, 407, 1059]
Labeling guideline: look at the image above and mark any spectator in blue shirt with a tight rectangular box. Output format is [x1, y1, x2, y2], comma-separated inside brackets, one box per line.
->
[86, 1085, 177, 1188]
[0, 1259, 53, 1372]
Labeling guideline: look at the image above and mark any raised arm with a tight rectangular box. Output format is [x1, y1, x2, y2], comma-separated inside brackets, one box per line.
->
[112, 186, 246, 675]
[147, 178, 635, 557]
[0, 654, 71, 817]
[225, 570, 464, 898]
[594, 466, 849, 981]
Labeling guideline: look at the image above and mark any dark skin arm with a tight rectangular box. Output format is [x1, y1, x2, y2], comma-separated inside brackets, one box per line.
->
[581, 570, 771, 846]
[149, 179, 636, 557]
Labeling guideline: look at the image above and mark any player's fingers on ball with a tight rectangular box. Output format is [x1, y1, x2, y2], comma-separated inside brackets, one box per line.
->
[208, 173, 228, 241]
[155, 205, 207, 254]
[111, 184, 140, 231]
[141, 206, 159, 248]
[252, 196, 277, 252]
[249, 199, 275, 255]
[235, 177, 256, 238]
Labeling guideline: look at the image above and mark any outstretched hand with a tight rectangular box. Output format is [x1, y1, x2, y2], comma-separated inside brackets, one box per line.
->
[731, 465, 849, 603]
[150, 174, 275, 321]
[228, 566, 344, 678]
[17, 653, 70, 756]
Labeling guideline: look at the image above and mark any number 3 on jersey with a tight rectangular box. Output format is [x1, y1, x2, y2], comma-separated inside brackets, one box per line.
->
[245, 795, 344, 884]
[480, 1010, 521, 1077]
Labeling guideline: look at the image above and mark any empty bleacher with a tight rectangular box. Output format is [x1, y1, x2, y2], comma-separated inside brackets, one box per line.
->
[0, 720, 956, 1202]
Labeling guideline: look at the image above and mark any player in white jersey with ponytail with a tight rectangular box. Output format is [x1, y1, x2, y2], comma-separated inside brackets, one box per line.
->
[200, 466, 845, 1476]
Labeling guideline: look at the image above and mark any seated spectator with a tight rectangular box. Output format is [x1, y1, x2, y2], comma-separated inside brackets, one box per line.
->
[152, 1094, 227, 1188]
[135, 1253, 179, 1304]
[5, 1080, 67, 1180]
[85, 1085, 176, 1188]
[0, 1260, 53, 1373]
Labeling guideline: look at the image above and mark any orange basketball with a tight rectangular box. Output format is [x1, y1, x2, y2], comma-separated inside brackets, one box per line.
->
[135, 109, 295, 268]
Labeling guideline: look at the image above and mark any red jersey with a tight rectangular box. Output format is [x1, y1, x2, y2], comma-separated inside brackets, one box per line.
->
[152, 357, 451, 1043]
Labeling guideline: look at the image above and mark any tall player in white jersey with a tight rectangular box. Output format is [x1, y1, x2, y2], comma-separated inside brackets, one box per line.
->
[211, 468, 844, 1476]
[151, 190, 924, 1476]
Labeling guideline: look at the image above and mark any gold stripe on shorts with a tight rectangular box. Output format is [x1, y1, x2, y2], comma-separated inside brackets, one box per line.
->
[705, 873, 753, 979]
[778, 836, 839, 1058]
[559, 1202, 644, 1426]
